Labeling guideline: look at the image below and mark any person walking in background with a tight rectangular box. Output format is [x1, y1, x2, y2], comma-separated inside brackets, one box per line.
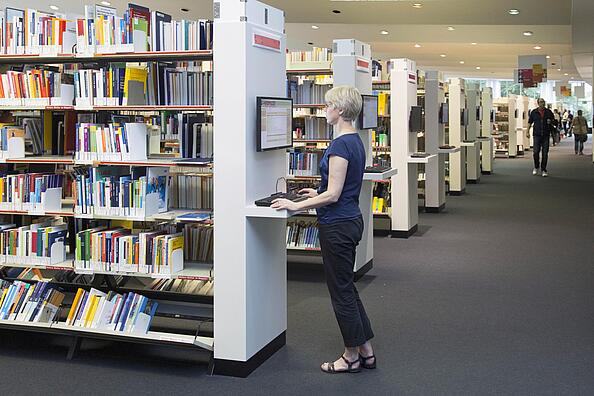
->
[552, 109, 561, 146]
[528, 98, 555, 177]
[561, 110, 569, 137]
[566, 111, 574, 137]
[569, 110, 588, 155]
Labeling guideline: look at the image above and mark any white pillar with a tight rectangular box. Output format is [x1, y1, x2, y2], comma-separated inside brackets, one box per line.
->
[480, 87, 494, 173]
[425, 71, 446, 211]
[448, 78, 467, 194]
[465, 83, 481, 183]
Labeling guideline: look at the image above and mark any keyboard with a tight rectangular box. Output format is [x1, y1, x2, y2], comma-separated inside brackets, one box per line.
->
[255, 192, 308, 207]
[365, 165, 391, 173]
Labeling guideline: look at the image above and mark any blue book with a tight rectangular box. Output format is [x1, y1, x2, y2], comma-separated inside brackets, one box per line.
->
[116, 293, 134, 331]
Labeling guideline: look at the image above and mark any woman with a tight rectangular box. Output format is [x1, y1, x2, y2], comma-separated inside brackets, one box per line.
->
[569, 110, 588, 155]
[272, 86, 375, 374]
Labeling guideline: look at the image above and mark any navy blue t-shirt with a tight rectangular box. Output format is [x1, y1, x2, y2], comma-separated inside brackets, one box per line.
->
[316, 133, 366, 225]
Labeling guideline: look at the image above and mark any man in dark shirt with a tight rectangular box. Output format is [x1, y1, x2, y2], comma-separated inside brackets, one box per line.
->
[528, 98, 555, 177]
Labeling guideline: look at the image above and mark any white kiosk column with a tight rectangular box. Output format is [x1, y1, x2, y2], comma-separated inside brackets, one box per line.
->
[508, 95, 519, 157]
[214, 0, 287, 377]
[448, 78, 467, 195]
[332, 39, 381, 274]
[465, 83, 481, 183]
[425, 71, 452, 212]
[522, 96, 531, 150]
[390, 59, 435, 237]
[480, 87, 494, 174]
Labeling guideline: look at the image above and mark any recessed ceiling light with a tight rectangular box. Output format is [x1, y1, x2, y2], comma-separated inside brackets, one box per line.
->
[546, 55, 550, 59]
[533, 45, 542, 50]
[557, 68, 561, 71]
[332, 9, 341, 14]
[412, 3, 423, 8]
[447, 26, 455, 31]
[471, 43, 478, 46]
[440, 54, 447, 58]
[508, 9, 520, 15]
[523, 31, 533, 36]
[564, 73, 568, 76]
[49, 5, 59, 10]
[459, 61, 465, 64]
[476, 66, 481, 70]
[180, 8, 190, 12]
[100, 1, 111, 5]
[311, 25, 319, 30]
[380, 30, 389, 35]
[414, 44, 422, 48]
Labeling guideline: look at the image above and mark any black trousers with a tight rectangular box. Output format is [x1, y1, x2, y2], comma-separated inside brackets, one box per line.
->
[319, 216, 374, 347]
[533, 134, 550, 171]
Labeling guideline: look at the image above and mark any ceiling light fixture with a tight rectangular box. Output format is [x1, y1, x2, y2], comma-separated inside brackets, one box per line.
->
[533, 45, 542, 50]
[564, 73, 568, 76]
[414, 44, 422, 48]
[523, 31, 533, 36]
[476, 66, 481, 70]
[180, 8, 190, 12]
[459, 61, 465, 64]
[471, 42, 477, 45]
[546, 55, 550, 59]
[412, 3, 423, 8]
[557, 68, 561, 71]
[440, 54, 447, 58]
[49, 5, 59, 10]
[447, 26, 455, 31]
[311, 25, 319, 30]
[380, 30, 389, 35]
[508, 9, 520, 15]
[100, 1, 111, 5]
[332, 10, 341, 14]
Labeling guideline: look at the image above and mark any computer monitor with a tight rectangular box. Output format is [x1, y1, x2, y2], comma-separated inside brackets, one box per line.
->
[359, 95, 378, 129]
[409, 106, 423, 132]
[256, 97, 293, 152]
[476, 106, 481, 121]
[440, 102, 449, 124]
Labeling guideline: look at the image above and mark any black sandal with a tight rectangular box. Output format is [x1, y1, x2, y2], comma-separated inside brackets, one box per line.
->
[359, 354, 376, 369]
[320, 355, 362, 374]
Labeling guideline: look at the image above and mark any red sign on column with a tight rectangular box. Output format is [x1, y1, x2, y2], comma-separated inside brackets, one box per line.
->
[253, 33, 281, 52]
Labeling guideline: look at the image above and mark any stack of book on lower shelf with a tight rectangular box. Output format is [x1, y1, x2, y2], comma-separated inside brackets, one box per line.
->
[75, 122, 148, 162]
[183, 223, 213, 262]
[0, 219, 68, 266]
[65, 288, 157, 334]
[74, 228, 184, 276]
[0, 280, 64, 323]
[286, 221, 320, 250]
[169, 174, 213, 210]
[147, 278, 213, 296]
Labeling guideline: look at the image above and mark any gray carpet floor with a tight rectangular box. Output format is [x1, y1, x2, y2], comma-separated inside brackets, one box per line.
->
[1, 138, 593, 395]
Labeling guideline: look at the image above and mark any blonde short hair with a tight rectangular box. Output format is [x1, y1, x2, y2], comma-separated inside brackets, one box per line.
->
[325, 86, 362, 122]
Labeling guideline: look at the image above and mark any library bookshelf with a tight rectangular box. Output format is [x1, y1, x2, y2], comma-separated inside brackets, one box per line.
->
[0, 0, 289, 378]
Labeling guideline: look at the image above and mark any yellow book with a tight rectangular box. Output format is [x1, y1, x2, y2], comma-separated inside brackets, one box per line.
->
[167, 235, 184, 265]
[372, 196, 378, 212]
[378, 198, 385, 213]
[0, 288, 8, 310]
[83, 295, 97, 327]
[123, 66, 148, 97]
[66, 289, 84, 325]
[86, 296, 101, 328]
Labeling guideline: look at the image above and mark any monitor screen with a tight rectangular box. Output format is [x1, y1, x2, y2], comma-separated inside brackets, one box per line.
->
[476, 106, 481, 121]
[359, 95, 379, 129]
[256, 97, 293, 152]
[409, 106, 423, 132]
[439, 102, 449, 124]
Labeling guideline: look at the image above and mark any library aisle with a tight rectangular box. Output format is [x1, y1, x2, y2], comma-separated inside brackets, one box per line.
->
[1, 138, 593, 393]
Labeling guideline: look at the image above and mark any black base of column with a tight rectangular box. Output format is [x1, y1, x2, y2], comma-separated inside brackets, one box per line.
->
[373, 229, 390, 237]
[390, 224, 418, 239]
[425, 203, 445, 213]
[449, 188, 466, 196]
[211, 331, 286, 378]
[467, 179, 479, 184]
[481, 171, 492, 175]
[354, 259, 373, 281]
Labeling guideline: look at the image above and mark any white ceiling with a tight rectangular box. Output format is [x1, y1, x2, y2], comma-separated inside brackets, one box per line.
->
[5, 0, 582, 82]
